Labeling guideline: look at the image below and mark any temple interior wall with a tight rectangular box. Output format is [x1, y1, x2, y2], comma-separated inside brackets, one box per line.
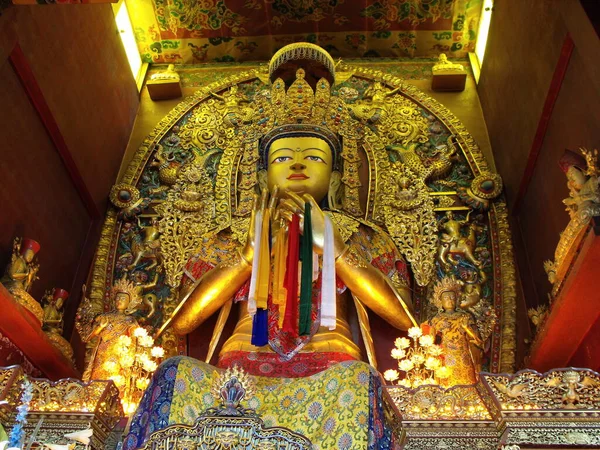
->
[0, 6, 139, 341]
[477, 0, 600, 370]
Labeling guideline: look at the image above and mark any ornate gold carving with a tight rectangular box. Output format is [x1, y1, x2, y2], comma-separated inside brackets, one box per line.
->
[388, 385, 491, 420]
[527, 304, 548, 331]
[155, 163, 214, 287]
[0, 367, 123, 450]
[327, 210, 360, 243]
[139, 368, 312, 450]
[482, 368, 600, 410]
[379, 162, 438, 286]
[492, 201, 517, 373]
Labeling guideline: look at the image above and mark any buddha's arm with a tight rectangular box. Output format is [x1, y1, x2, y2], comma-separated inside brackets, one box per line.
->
[168, 253, 252, 335]
[335, 246, 416, 331]
[167, 191, 268, 336]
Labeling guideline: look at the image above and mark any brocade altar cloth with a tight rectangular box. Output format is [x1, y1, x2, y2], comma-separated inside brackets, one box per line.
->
[123, 356, 398, 450]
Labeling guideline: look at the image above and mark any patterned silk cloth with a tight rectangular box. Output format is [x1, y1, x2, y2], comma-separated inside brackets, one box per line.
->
[123, 357, 398, 450]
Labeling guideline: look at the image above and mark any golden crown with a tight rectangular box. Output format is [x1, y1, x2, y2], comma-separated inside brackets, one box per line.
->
[432, 276, 463, 309]
[112, 276, 142, 310]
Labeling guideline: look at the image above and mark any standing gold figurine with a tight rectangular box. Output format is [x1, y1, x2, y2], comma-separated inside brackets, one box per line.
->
[427, 276, 483, 386]
[1, 238, 44, 324]
[82, 277, 144, 381]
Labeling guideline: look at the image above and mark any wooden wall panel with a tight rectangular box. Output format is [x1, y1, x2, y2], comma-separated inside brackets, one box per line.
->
[477, 0, 567, 205]
[11, 7, 139, 212]
[518, 48, 600, 306]
[0, 5, 139, 366]
[478, 0, 600, 368]
[0, 59, 90, 302]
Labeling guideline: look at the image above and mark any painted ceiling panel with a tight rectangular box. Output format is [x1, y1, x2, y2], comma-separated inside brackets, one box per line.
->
[127, 0, 482, 63]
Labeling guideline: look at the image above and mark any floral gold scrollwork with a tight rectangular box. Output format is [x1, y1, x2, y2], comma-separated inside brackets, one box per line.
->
[138, 367, 311, 450]
[156, 162, 214, 288]
[482, 368, 600, 410]
[379, 162, 437, 286]
[387, 385, 491, 421]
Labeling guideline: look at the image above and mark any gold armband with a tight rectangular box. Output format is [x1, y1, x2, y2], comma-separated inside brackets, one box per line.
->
[334, 245, 350, 262]
[238, 249, 252, 266]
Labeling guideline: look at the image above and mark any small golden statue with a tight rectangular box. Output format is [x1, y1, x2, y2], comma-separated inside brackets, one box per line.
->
[432, 53, 465, 74]
[1, 238, 44, 324]
[438, 211, 483, 270]
[42, 288, 74, 362]
[81, 277, 145, 381]
[427, 276, 483, 386]
[42, 287, 68, 332]
[544, 148, 600, 287]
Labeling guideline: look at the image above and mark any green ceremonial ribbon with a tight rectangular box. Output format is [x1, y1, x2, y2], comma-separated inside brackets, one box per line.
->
[299, 201, 313, 336]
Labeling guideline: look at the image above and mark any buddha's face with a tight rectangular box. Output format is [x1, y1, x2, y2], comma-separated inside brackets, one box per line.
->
[441, 291, 457, 311]
[115, 293, 130, 311]
[266, 136, 333, 202]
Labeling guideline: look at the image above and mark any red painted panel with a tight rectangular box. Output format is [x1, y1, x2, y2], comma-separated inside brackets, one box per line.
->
[8, 44, 100, 220]
[0, 285, 79, 380]
[512, 34, 574, 215]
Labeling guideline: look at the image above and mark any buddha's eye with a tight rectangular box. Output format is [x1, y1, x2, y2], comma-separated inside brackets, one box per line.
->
[272, 156, 292, 163]
[305, 155, 325, 163]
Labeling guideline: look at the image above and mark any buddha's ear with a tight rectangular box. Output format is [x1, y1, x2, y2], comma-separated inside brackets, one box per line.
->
[328, 170, 342, 210]
[257, 170, 268, 191]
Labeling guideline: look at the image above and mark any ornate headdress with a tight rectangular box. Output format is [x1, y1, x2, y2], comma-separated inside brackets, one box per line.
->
[431, 276, 462, 310]
[112, 276, 142, 311]
[19, 238, 40, 255]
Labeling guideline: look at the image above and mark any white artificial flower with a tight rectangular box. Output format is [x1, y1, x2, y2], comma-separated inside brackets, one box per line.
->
[395, 337, 411, 349]
[151, 346, 165, 358]
[425, 357, 441, 371]
[407, 327, 422, 339]
[133, 327, 148, 338]
[399, 359, 415, 372]
[419, 335, 434, 347]
[139, 335, 154, 348]
[383, 369, 400, 382]
[427, 345, 443, 357]
[391, 348, 406, 360]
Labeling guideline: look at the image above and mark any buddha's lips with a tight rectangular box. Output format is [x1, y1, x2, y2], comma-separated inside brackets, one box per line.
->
[287, 174, 309, 180]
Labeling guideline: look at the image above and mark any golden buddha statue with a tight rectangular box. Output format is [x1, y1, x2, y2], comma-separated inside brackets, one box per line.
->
[82, 277, 145, 381]
[1, 238, 44, 324]
[166, 106, 416, 377]
[427, 276, 483, 386]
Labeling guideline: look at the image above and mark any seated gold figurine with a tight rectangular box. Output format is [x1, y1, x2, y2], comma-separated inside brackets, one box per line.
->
[42, 288, 69, 333]
[167, 125, 416, 377]
[1, 238, 44, 324]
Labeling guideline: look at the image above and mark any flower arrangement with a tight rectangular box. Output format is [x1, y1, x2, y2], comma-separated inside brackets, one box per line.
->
[384, 326, 448, 388]
[7, 380, 33, 449]
[104, 327, 164, 414]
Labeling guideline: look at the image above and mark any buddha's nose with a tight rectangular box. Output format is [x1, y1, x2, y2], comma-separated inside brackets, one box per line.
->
[290, 161, 306, 170]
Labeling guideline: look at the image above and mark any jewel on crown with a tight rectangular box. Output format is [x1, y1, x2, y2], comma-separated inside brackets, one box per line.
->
[272, 68, 332, 125]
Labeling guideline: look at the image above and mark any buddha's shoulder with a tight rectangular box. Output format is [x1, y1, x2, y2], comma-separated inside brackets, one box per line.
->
[327, 210, 392, 243]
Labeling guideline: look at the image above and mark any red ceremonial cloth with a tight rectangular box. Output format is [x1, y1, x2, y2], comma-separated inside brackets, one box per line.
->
[282, 214, 300, 336]
[217, 350, 356, 377]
